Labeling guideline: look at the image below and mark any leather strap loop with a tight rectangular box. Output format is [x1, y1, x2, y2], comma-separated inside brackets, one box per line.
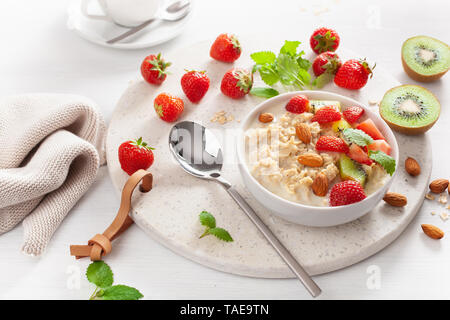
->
[70, 169, 153, 261]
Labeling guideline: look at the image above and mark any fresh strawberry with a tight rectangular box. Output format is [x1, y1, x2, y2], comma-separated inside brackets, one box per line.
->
[356, 119, 385, 140]
[220, 68, 252, 99]
[342, 106, 364, 124]
[181, 70, 210, 103]
[310, 27, 340, 54]
[368, 140, 391, 155]
[141, 53, 171, 85]
[311, 106, 342, 124]
[154, 93, 184, 122]
[329, 180, 366, 206]
[210, 33, 242, 63]
[316, 136, 349, 153]
[312, 51, 341, 76]
[285, 95, 310, 114]
[334, 59, 374, 90]
[347, 144, 373, 165]
[118, 137, 154, 176]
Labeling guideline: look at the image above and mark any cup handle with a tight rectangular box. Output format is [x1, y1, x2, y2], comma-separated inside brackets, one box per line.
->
[81, 0, 112, 21]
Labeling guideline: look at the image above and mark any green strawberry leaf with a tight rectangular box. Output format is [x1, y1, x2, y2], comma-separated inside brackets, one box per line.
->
[86, 261, 113, 289]
[369, 150, 396, 176]
[279, 40, 301, 56]
[250, 51, 276, 65]
[250, 87, 279, 98]
[100, 285, 143, 300]
[343, 128, 374, 146]
[207, 228, 234, 242]
[199, 211, 216, 228]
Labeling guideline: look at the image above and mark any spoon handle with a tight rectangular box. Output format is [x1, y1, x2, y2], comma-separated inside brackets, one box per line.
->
[226, 187, 322, 297]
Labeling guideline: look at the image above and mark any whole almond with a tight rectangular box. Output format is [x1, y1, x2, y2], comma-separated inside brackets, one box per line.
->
[312, 173, 328, 197]
[259, 113, 274, 123]
[383, 192, 407, 207]
[421, 224, 444, 240]
[429, 179, 449, 194]
[298, 153, 323, 167]
[405, 157, 421, 176]
[295, 123, 312, 144]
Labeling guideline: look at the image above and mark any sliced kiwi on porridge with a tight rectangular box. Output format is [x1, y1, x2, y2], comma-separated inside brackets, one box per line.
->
[401, 35, 450, 82]
[310, 100, 341, 113]
[338, 154, 367, 187]
[379, 85, 440, 135]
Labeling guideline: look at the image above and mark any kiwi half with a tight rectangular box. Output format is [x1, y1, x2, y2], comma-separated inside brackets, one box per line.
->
[379, 85, 440, 135]
[402, 36, 450, 82]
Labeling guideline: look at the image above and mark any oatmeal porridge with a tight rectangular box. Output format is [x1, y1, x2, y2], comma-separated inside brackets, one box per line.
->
[244, 95, 394, 207]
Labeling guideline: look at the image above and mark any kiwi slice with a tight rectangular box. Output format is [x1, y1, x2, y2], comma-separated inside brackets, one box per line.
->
[379, 85, 440, 135]
[338, 154, 367, 187]
[310, 100, 341, 113]
[402, 36, 450, 82]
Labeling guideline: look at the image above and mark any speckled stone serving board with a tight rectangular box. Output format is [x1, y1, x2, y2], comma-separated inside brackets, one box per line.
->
[106, 37, 432, 277]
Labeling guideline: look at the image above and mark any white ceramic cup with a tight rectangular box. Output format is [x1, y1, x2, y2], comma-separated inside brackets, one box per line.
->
[81, 0, 162, 27]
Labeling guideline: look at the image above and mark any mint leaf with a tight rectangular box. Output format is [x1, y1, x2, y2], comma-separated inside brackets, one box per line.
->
[276, 53, 301, 86]
[369, 150, 396, 176]
[259, 65, 279, 85]
[199, 211, 216, 228]
[343, 128, 374, 146]
[250, 87, 279, 98]
[279, 40, 301, 56]
[100, 285, 143, 300]
[207, 228, 234, 242]
[297, 53, 312, 70]
[297, 68, 311, 86]
[250, 51, 276, 65]
[86, 261, 113, 289]
[313, 73, 333, 88]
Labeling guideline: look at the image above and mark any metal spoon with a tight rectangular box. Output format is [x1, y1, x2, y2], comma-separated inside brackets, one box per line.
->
[168, 121, 322, 297]
[106, 0, 191, 44]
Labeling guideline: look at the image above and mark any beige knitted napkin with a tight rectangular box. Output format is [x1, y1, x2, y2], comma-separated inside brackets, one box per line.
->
[0, 93, 106, 256]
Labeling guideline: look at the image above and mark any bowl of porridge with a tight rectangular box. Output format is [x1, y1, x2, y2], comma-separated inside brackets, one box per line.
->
[237, 91, 399, 227]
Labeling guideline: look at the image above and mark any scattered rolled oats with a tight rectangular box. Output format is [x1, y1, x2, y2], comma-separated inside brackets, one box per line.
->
[210, 111, 234, 125]
[425, 193, 435, 200]
[368, 100, 379, 105]
[439, 193, 448, 204]
[440, 212, 448, 221]
[431, 211, 436, 215]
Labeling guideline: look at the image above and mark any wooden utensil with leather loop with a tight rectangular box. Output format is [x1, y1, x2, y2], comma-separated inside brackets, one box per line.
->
[70, 169, 153, 261]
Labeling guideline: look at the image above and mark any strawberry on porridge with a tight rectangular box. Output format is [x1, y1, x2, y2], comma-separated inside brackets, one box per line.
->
[244, 94, 396, 207]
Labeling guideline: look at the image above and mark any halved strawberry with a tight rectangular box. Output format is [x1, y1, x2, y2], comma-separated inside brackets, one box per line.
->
[316, 136, 349, 153]
[330, 180, 366, 206]
[343, 106, 364, 124]
[347, 144, 373, 165]
[356, 119, 385, 140]
[368, 140, 392, 155]
[311, 106, 341, 124]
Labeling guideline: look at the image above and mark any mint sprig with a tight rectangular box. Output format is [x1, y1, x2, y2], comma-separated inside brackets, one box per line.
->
[250, 87, 279, 98]
[343, 128, 374, 146]
[369, 150, 396, 176]
[199, 211, 233, 242]
[250, 40, 311, 91]
[86, 261, 143, 300]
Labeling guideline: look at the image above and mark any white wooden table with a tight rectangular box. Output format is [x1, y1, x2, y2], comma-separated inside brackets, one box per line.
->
[0, 0, 449, 299]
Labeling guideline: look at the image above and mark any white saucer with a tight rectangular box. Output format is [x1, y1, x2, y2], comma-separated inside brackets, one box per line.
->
[66, 0, 193, 50]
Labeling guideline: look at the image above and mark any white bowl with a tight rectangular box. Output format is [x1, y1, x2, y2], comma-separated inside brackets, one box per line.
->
[236, 91, 399, 227]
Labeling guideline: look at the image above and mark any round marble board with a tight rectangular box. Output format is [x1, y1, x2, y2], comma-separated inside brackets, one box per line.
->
[106, 36, 432, 278]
